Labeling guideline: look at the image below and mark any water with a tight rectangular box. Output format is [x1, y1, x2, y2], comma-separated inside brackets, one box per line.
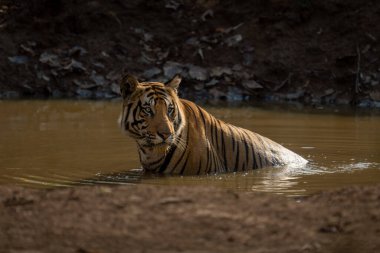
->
[0, 100, 379, 196]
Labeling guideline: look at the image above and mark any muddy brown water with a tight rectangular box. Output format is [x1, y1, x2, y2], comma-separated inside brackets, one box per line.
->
[0, 100, 379, 196]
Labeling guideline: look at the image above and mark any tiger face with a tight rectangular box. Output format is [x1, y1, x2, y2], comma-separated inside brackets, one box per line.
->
[119, 74, 185, 152]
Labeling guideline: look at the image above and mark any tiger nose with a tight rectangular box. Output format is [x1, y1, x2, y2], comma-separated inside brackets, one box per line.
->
[157, 132, 171, 141]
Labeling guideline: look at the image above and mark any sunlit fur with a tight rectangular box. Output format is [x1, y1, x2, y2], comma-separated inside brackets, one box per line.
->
[119, 75, 308, 175]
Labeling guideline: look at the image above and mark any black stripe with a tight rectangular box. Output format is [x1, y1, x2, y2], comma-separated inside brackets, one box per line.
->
[212, 150, 218, 173]
[234, 143, 239, 172]
[146, 155, 166, 167]
[229, 126, 236, 152]
[139, 147, 146, 155]
[242, 133, 249, 172]
[196, 105, 207, 127]
[218, 123, 227, 172]
[197, 159, 202, 175]
[125, 103, 133, 118]
[169, 146, 187, 174]
[158, 144, 177, 173]
[179, 154, 190, 175]
[205, 143, 210, 174]
[210, 120, 215, 147]
[155, 91, 169, 97]
[131, 119, 144, 128]
[169, 125, 190, 173]
[212, 119, 219, 151]
[186, 105, 199, 128]
[256, 136, 270, 167]
[133, 100, 142, 117]
[251, 136, 262, 169]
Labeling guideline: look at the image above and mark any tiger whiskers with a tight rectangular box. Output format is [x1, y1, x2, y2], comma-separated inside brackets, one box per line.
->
[207, 138, 225, 173]
[172, 135, 187, 152]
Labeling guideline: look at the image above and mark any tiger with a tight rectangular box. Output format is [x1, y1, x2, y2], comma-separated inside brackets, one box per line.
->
[119, 74, 308, 175]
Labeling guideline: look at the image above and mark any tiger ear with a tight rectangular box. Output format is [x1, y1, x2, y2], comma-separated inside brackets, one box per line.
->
[165, 75, 181, 92]
[120, 74, 139, 99]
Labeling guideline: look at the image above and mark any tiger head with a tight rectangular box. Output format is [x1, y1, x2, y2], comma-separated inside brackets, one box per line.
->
[119, 74, 185, 152]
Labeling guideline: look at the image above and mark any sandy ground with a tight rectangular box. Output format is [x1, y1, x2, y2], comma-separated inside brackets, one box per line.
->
[0, 184, 379, 253]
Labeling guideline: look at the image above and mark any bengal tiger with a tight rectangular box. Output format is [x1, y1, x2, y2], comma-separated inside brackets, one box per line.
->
[119, 74, 307, 175]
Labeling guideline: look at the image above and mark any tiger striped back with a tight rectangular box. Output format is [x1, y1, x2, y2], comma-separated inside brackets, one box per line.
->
[119, 74, 307, 175]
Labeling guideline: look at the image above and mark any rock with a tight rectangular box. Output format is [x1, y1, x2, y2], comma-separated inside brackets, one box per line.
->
[232, 64, 243, 71]
[90, 71, 106, 86]
[37, 71, 50, 82]
[95, 91, 115, 99]
[157, 50, 169, 61]
[209, 87, 227, 100]
[200, 36, 218, 44]
[324, 88, 335, 96]
[50, 89, 63, 98]
[106, 71, 120, 81]
[227, 87, 245, 101]
[163, 61, 185, 78]
[69, 46, 88, 56]
[73, 79, 98, 89]
[234, 71, 251, 80]
[243, 53, 253, 66]
[197, 48, 204, 61]
[205, 79, 219, 87]
[210, 67, 232, 77]
[92, 62, 105, 69]
[140, 52, 155, 64]
[283, 90, 305, 100]
[76, 88, 93, 98]
[188, 65, 209, 81]
[222, 23, 244, 34]
[335, 97, 351, 105]
[144, 33, 153, 42]
[360, 73, 372, 84]
[110, 82, 121, 95]
[185, 37, 199, 46]
[225, 34, 243, 47]
[165, 0, 181, 10]
[370, 91, 380, 101]
[2, 91, 20, 98]
[201, 9, 214, 21]
[101, 51, 110, 58]
[242, 80, 263, 89]
[26, 41, 37, 47]
[20, 44, 35, 56]
[143, 67, 162, 79]
[63, 59, 87, 72]
[358, 99, 373, 108]
[8, 55, 29, 64]
[194, 83, 204, 91]
[39, 52, 60, 67]
[50, 70, 58, 77]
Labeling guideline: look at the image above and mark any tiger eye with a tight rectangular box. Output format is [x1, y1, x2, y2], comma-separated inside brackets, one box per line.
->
[142, 107, 153, 116]
[168, 106, 174, 115]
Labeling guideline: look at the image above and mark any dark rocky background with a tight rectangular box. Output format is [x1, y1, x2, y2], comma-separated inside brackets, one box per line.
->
[1, 0, 380, 107]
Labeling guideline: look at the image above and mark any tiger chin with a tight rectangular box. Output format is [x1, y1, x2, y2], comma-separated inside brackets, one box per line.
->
[119, 74, 308, 175]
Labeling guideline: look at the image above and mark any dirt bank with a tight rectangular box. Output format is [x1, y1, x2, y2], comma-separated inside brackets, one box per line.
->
[0, 184, 379, 253]
[1, 0, 380, 107]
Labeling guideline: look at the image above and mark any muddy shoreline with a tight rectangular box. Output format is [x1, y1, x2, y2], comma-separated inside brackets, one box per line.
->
[1, 184, 379, 253]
